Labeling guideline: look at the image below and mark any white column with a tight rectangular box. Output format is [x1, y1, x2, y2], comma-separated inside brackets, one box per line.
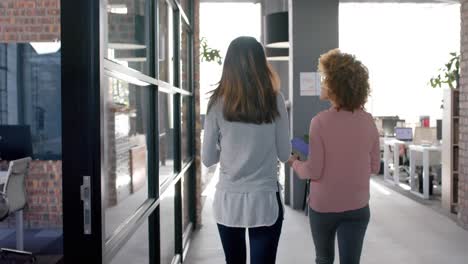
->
[423, 149, 430, 199]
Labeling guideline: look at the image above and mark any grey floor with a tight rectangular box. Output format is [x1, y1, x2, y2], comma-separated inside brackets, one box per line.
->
[185, 175, 468, 264]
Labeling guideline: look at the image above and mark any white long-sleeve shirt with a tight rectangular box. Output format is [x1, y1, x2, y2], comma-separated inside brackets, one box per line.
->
[202, 93, 291, 227]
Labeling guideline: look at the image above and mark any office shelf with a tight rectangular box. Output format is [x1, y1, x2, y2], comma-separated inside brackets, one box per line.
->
[442, 89, 459, 215]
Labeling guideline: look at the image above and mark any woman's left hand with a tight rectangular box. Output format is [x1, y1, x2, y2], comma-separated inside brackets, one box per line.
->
[287, 153, 300, 167]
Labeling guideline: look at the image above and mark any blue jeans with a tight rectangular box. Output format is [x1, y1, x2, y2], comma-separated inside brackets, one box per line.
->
[217, 192, 283, 264]
[308, 205, 370, 264]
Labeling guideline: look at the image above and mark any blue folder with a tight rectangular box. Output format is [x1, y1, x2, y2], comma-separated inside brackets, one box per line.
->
[291, 137, 309, 157]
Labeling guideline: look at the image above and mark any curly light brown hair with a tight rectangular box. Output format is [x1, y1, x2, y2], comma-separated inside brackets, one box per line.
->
[318, 49, 370, 111]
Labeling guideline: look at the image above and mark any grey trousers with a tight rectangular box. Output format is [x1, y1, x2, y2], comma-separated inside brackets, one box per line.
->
[308, 205, 370, 264]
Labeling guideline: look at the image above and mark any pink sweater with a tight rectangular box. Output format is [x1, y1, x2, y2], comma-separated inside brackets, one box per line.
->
[292, 108, 381, 213]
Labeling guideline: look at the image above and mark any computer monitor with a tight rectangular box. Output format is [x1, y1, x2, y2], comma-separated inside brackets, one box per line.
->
[395, 127, 413, 141]
[0, 125, 33, 160]
[382, 118, 404, 137]
[436, 119, 442, 141]
[382, 119, 395, 136]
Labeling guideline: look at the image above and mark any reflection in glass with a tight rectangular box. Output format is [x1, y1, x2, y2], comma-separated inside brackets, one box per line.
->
[0, 43, 63, 249]
[159, 92, 175, 185]
[104, 77, 150, 239]
[180, 23, 191, 91]
[160, 186, 175, 264]
[110, 219, 149, 264]
[181, 96, 192, 165]
[0, 44, 5, 123]
[159, 0, 174, 83]
[0, 43, 61, 159]
[181, 171, 191, 231]
[107, 0, 150, 74]
[180, 0, 191, 19]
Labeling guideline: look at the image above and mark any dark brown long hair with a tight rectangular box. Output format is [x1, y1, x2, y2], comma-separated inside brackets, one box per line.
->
[207, 36, 280, 124]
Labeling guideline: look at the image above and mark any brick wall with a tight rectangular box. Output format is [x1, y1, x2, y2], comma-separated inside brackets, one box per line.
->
[459, 0, 468, 229]
[106, 108, 118, 208]
[194, 0, 202, 226]
[108, 0, 145, 44]
[0, 0, 60, 42]
[0, 160, 62, 228]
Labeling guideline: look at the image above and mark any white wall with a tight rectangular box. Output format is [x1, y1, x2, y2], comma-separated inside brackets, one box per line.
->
[199, 3, 261, 115]
[340, 3, 460, 126]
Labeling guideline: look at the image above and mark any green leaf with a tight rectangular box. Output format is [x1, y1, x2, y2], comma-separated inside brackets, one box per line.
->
[200, 37, 223, 64]
[429, 52, 460, 89]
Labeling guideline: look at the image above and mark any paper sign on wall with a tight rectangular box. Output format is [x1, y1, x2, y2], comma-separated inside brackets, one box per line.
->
[300, 72, 321, 96]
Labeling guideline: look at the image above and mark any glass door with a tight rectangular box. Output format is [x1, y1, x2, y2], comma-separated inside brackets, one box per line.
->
[62, 0, 195, 263]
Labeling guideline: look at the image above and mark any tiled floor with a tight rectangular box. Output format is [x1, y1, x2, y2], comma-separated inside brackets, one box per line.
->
[0, 228, 62, 255]
[185, 175, 468, 264]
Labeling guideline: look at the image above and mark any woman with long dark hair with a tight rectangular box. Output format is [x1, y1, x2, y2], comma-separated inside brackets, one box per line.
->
[202, 36, 290, 264]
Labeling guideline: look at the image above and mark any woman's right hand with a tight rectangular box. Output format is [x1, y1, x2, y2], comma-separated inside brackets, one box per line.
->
[287, 153, 300, 167]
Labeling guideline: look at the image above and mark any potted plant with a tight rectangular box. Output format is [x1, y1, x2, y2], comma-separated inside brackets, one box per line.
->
[430, 52, 460, 90]
[200, 37, 222, 65]
[429, 52, 460, 109]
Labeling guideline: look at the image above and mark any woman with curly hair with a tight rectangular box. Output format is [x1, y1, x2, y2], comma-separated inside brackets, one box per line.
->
[287, 49, 380, 264]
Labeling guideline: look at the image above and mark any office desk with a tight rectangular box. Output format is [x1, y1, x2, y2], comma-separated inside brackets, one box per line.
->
[383, 138, 411, 185]
[408, 145, 441, 199]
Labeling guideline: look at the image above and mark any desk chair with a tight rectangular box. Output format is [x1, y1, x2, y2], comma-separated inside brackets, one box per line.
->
[0, 157, 33, 259]
[399, 146, 411, 182]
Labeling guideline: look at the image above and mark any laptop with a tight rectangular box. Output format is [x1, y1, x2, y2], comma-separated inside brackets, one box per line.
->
[395, 127, 413, 142]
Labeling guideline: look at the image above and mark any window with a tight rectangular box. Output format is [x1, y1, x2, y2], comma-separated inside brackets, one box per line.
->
[160, 186, 175, 264]
[110, 219, 150, 264]
[0, 44, 61, 160]
[159, 92, 175, 186]
[179, 0, 191, 19]
[181, 95, 192, 165]
[180, 23, 191, 92]
[159, 0, 174, 84]
[181, 170, 191, 231]
[0, 44, 7, 124]
[104, 76, 150, 239]
[107, 0, 150, 75]
[90, 0, 195, 262]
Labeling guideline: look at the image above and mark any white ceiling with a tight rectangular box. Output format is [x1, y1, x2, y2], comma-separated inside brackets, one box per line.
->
[200, 0, 261, 2]
[340, 0, 458, 3]
[200, 0, 458, 3]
